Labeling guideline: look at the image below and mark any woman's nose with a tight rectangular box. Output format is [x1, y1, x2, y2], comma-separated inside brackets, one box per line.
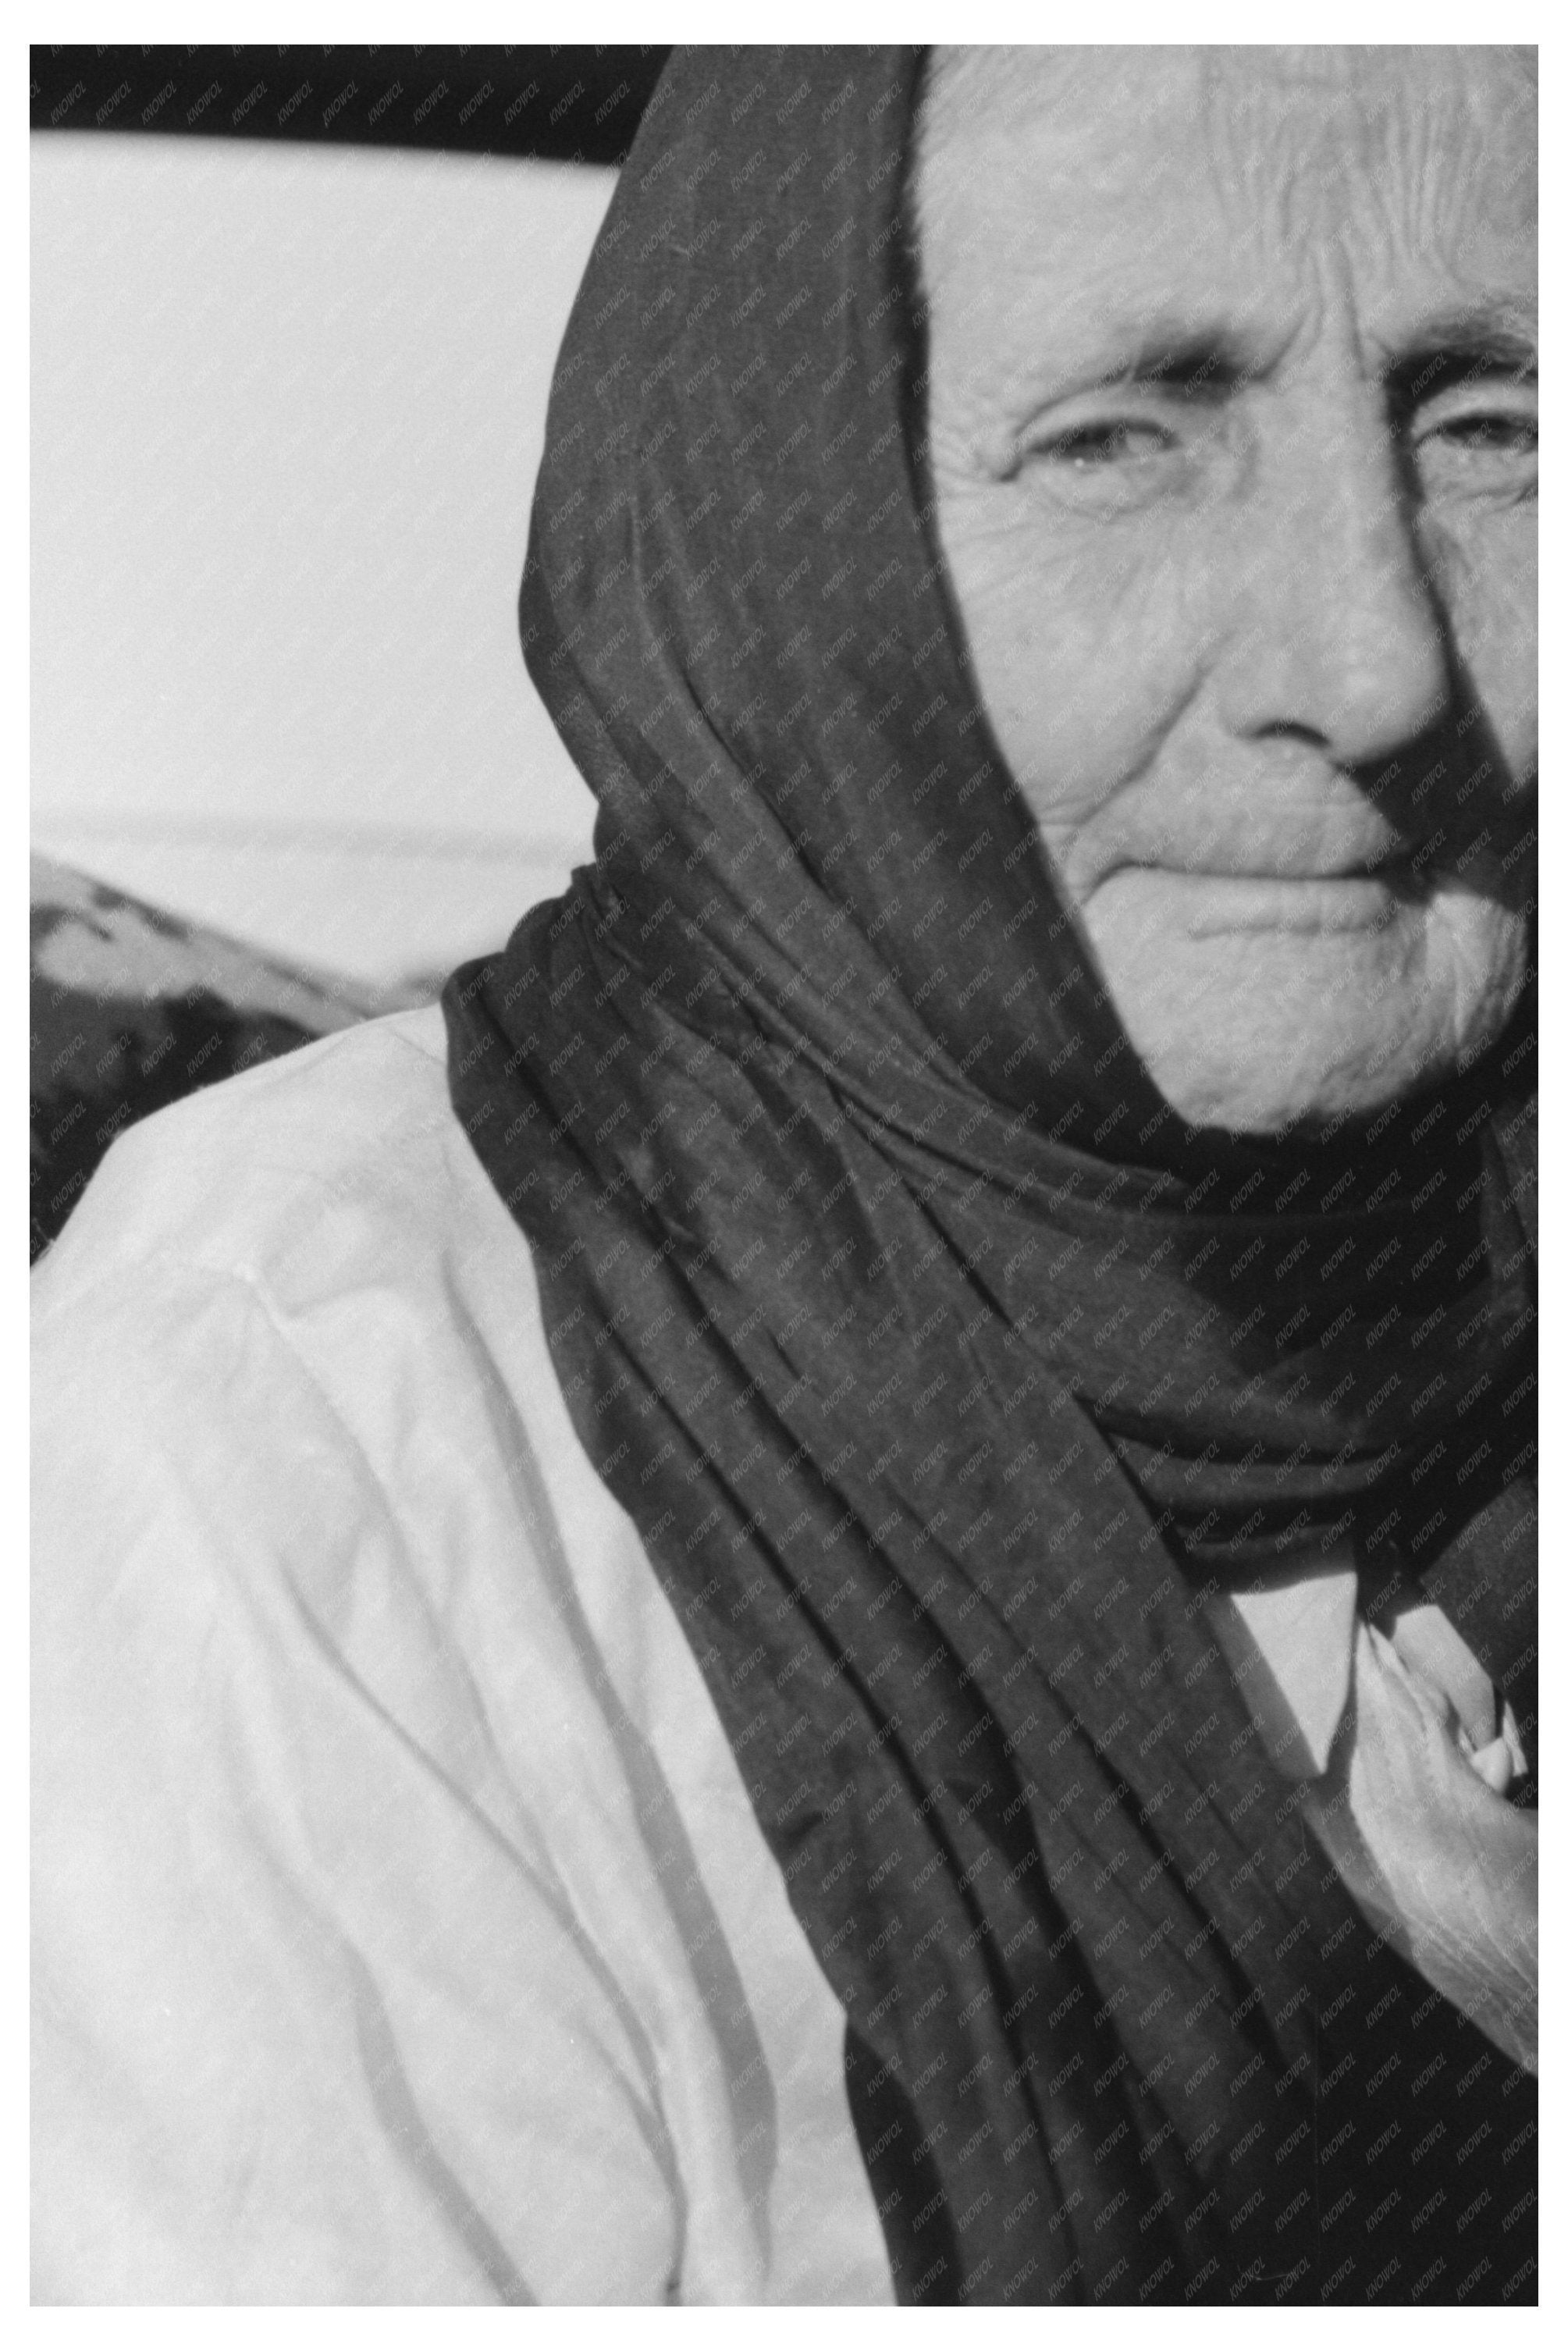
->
[1214, 404, 1454, 770]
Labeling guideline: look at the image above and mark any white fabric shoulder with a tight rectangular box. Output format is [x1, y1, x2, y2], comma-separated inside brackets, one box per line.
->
[32, 1008, 891, 2305]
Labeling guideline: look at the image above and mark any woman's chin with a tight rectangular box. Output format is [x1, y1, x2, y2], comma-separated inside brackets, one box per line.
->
[1136, 1037, 1467, 1139]
[1088, 893, 1531, 1140]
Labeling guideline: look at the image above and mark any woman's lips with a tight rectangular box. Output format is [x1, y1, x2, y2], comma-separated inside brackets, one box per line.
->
[1098, 863, 1424, 937]
[1186, 874, 1416, 935]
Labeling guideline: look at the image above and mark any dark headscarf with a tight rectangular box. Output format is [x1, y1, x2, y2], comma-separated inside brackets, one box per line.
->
[446, 48, 1536, 2303]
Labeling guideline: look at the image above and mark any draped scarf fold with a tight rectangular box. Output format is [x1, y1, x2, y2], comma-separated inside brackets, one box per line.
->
[444, 45, 1537, 2302]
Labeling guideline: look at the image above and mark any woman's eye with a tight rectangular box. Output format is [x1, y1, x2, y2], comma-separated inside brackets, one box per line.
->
[1034, 419, 1175, 468]
[1015, 414, 1194, 512]
[1411, 396, 1537, 496]
[1426, 410, 1535, 453]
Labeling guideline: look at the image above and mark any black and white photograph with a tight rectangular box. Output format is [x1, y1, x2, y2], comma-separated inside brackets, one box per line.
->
[30, 20, 1540, 2310]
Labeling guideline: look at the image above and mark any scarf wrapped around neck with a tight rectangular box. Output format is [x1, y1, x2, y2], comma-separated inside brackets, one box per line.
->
[444, 46, 1536, 2303]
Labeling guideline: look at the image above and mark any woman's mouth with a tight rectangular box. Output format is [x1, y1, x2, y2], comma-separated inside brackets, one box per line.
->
[1181, 866, 1422, 935]
[1092, 859, 1426, 937]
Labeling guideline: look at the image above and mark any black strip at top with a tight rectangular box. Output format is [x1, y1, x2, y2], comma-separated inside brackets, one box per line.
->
[30, 45, 669, 166]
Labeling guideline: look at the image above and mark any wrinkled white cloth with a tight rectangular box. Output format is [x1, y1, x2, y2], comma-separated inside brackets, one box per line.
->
[33, 1008, 892, 2305]
[1207, 1565, 1537, 2071]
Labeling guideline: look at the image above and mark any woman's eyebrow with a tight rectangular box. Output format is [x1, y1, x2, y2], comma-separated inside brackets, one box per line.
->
[1023, 322, 1264, 405]
[1120, 332, 1254, 391]
[1383, 310, 1538, 393]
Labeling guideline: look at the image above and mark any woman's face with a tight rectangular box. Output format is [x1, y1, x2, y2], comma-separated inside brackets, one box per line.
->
[923, 46, 1536, 1135]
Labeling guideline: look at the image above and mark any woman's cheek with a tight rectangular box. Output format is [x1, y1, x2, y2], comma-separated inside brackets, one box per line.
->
[1031, 532, 1208, 808]
[1425, 506, 1538, 779]
[940, 483, 1211, 836]
[1470, 530, 1537, 784]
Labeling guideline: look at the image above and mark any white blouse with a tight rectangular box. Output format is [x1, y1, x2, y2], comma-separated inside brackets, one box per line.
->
[33, 1007, 891, 2304]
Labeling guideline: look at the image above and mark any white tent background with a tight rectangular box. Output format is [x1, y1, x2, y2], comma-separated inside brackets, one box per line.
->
[33, 132, 613, 990]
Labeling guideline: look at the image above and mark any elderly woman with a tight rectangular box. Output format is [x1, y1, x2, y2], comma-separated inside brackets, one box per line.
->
[34, 45, 1536, 2305]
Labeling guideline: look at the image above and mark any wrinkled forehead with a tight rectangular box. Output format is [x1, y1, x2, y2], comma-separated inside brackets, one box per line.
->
[916, 44, 1537, 270]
